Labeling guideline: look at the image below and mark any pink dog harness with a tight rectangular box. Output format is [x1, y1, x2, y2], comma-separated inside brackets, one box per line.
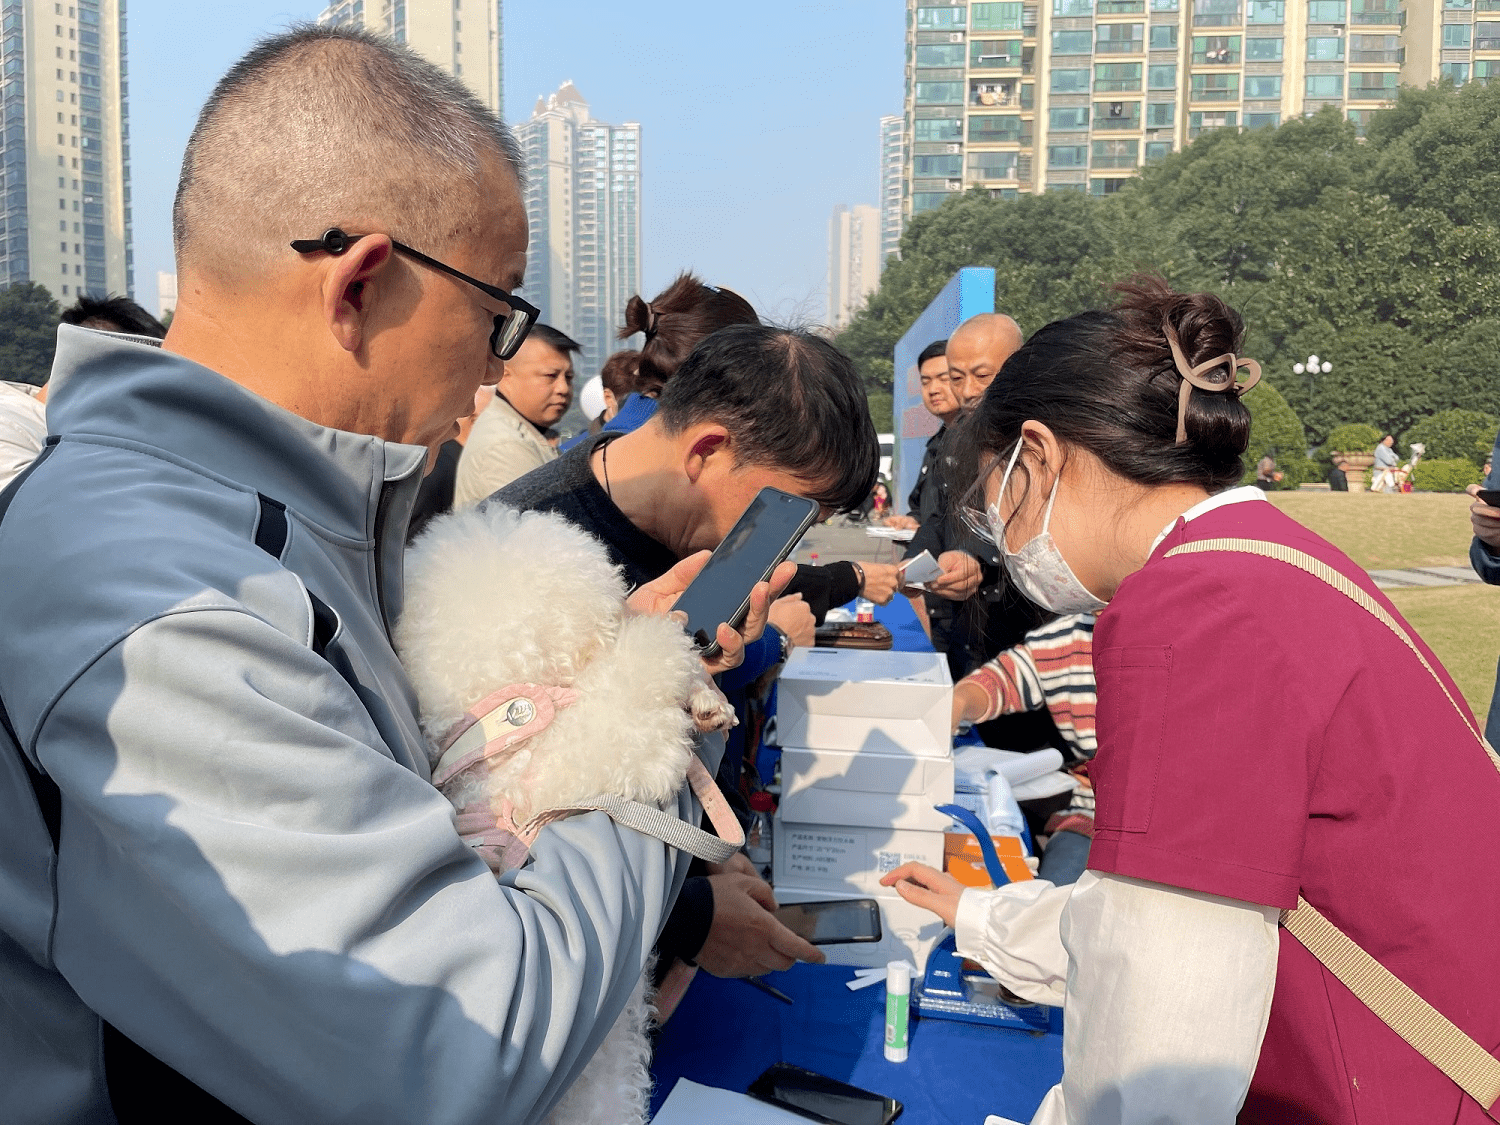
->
[433, 683, 746, 874]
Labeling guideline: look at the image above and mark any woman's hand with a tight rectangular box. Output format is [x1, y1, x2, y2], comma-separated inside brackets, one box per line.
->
[951, 680, 990, 733]
[626, 554, 796, 676]
[857, 562, 903, 606]
[880, 862, 965, 928]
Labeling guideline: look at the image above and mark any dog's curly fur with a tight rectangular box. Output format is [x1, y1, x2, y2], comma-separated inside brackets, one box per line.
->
[397, 504, 716, 1125]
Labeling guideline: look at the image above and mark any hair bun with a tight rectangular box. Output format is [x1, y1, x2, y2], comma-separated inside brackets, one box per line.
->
[622, 294, 653, 338]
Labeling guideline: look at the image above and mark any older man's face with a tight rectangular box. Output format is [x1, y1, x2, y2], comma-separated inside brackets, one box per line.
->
[376, 161, 529, 451]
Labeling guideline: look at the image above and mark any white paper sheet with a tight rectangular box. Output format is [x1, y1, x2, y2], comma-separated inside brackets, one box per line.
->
[652, 1079, 811, 1125]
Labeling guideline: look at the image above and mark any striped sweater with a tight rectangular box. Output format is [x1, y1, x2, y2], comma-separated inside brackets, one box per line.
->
[963, 614, 1097, 762]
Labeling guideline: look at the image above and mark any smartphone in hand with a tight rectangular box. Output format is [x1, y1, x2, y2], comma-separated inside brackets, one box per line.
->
[1477, 489, 1500, 507]
[671, 487, 819, 659]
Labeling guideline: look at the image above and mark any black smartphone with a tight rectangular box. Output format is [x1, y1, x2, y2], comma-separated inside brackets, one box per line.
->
[1478, 489, 1500, 507]
[748, 1063, 902, 1125]
[671, 487, 819, 658]
[774, 899, 883, 945]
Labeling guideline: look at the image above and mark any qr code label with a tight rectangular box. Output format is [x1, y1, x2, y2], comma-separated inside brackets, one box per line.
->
[875, 851, 900, 873]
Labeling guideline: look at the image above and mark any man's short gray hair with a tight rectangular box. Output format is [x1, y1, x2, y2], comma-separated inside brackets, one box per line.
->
[173, 24, 524, 280]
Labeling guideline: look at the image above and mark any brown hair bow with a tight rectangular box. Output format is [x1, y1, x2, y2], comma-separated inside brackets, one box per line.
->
[1165, 324, 1262, 444]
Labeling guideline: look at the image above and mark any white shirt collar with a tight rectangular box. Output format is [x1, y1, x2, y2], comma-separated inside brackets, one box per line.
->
[1149, 485, 1268, 556]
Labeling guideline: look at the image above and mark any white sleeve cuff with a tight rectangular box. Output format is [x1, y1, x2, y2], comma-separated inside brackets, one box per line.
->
[952, 879, 1071, 1007]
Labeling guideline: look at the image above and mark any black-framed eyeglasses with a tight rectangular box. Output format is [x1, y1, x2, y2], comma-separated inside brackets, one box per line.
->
[290, 227, 539, 361]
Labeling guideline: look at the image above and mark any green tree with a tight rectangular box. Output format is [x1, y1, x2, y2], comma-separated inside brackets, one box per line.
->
[1241, 382, 1312, 488]
[866, 391, 893, 434]
[1402, 408, 1498, 466]
[1371, 80, 1500, 227]
[0, 283, 60, 385]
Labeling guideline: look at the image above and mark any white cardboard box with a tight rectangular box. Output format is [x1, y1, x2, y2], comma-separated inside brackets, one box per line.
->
[774, 884, 949, 972]
[772, 816, 946, 896]
[777, 648, 953, 758]
[779, 745, 956, 832]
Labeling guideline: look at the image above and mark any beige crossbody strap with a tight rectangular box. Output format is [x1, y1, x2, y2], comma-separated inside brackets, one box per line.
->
[1165, 537, 1500, 1116]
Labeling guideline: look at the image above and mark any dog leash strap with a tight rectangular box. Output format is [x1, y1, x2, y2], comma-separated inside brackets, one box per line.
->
[564, 757, 746, 864]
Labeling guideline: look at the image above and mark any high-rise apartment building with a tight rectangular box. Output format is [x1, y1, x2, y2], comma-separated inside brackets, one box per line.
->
[0, 0, 132, 300]
[880, 114, 906, 264]
[517, 83, 641, 378]
[828, 203, 882, 329]
[901, 0, 1470, 211]
[317, 0, 504, 117]
[1404, 0, 1499, 88]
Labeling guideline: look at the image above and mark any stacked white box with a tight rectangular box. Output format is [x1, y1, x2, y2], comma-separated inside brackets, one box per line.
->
[772, 648, 955, 971]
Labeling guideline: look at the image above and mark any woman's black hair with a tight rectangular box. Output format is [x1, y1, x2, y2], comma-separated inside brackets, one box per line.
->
[621, 271, 760, 393]
[655, 324, 880, 514]
[952, 276, 1254, 504]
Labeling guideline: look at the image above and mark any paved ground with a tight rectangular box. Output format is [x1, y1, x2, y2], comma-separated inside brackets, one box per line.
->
[799, 521, 1483, 590]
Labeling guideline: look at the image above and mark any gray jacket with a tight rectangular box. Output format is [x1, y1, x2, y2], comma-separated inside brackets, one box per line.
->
[0, 327, 702, 1124]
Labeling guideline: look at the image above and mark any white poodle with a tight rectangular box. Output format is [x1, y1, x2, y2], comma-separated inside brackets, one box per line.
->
[396, 503, 738, 1125]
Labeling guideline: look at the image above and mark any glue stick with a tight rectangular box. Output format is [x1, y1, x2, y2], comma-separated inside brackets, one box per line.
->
[883, 960, 911, 1063]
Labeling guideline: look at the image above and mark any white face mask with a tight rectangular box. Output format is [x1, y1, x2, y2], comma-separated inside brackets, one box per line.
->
[986, 441, 1108, 615]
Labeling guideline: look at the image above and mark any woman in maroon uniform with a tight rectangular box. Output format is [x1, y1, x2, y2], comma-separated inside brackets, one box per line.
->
[885, 279, 1500, 1124]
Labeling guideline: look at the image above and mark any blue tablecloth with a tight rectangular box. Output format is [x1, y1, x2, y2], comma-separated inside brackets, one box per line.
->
[650, 963, 1062, 1124]
[873, 593, 935, 654]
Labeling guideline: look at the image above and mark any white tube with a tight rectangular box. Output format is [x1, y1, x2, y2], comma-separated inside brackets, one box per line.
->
[884, 960, 912, 1063]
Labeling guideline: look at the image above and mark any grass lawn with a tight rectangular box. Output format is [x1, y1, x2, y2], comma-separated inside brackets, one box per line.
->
[1266, 490, 1497, 718]
[1385, 585, 1500, 721]
[1267, 491, 1476, 570]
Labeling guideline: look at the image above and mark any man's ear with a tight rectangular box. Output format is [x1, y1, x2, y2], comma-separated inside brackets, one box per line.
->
[323, 235, 395, 355]
[683, 424, 730, 485]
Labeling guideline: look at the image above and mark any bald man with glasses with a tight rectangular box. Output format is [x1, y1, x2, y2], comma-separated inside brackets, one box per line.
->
[0, 26, 771, 1125]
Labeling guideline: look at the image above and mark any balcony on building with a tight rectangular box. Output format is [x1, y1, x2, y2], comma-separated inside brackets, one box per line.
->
[1351, 0, 1402, 23]
[1094, 99, 1144, 129]
[1188, 109, 1238, 138]
[971, 77, 1023, 106]
[1193, 0, 1242, 27]
[971, 38, 1025, 68]
[1349, 33, 1402, 62]
[1189, 72, 1240, 100]
[1193, 34, 1242, 62]
[1097, 22, 1146, 52]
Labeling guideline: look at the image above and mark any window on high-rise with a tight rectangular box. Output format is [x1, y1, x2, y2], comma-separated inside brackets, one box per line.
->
[915, 117, 964, 141]
[1475, 21, 1500, 47]
[1351, 0, 1400, 21]
[913, 191, 957, 213]
[916, 44, 966, 66]
[1095, 99, 1142, 127]
[1444, 0, 1472, 7]
[1307, 36, 1345, 59]
[1145, 140, 1174, 161]
[1048, 144, 1088, 166]
[972, 78, 1022, 104]
[1248, 0, 1285, 20]
[971, 38, 1023, 65]
[1095, 62, 1143, 90]
[1051, 68, 1092, 92]
[968, 151, 1019, 179]
[914, 154, 964, 177]
[1306, 73, 1345, 96]
[1052, 29, 1093, 53]
[1348, 71, 1397, 98]
[915, 81, 965, 104]
[972, 2, 1025, 29]
[1054, 0, 1092, 15]
[1192, 35, 1241, 62]
[916, 6, 967, 27]
[1245, 74, 1282, 97]
[1090, 177, 1131, 195]
[1146, 100, 1175, 126]
[1149, 63, 1178, 87]
[1188, 109, 1238, 137]
[1150, 24, 1178, 48]
[1092, 138, 1138, 168]
[1097, 23, 1145, 51]
[1308, 0, 1346, 20]
[1440, 62, 1470, 84]
[1152, 0, 1180, 9]
[1190, 72, 1239, 99]
[1097, 0, 1145, 12]
[1244, 111, 1281, 129]
[1442, 23, 1473, 47]
[1474, 59, 1496, 82]
[1049, 105, 1091, 129]
[969, 113, 1025, 140]
[1192, 0, 1240, 25]
[1246, 36, 1283, 59]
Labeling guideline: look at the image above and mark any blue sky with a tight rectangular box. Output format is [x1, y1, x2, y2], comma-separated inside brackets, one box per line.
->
[128, 1, 904, 323]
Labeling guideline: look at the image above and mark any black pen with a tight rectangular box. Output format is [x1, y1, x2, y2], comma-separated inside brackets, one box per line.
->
[743, 976, 794, 1005]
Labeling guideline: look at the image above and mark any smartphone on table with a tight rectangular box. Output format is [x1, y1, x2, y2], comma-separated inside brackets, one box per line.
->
[774, 899, 882, 945]
[670, 487, 819, 658]
[748, 1063, 903, 1125]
